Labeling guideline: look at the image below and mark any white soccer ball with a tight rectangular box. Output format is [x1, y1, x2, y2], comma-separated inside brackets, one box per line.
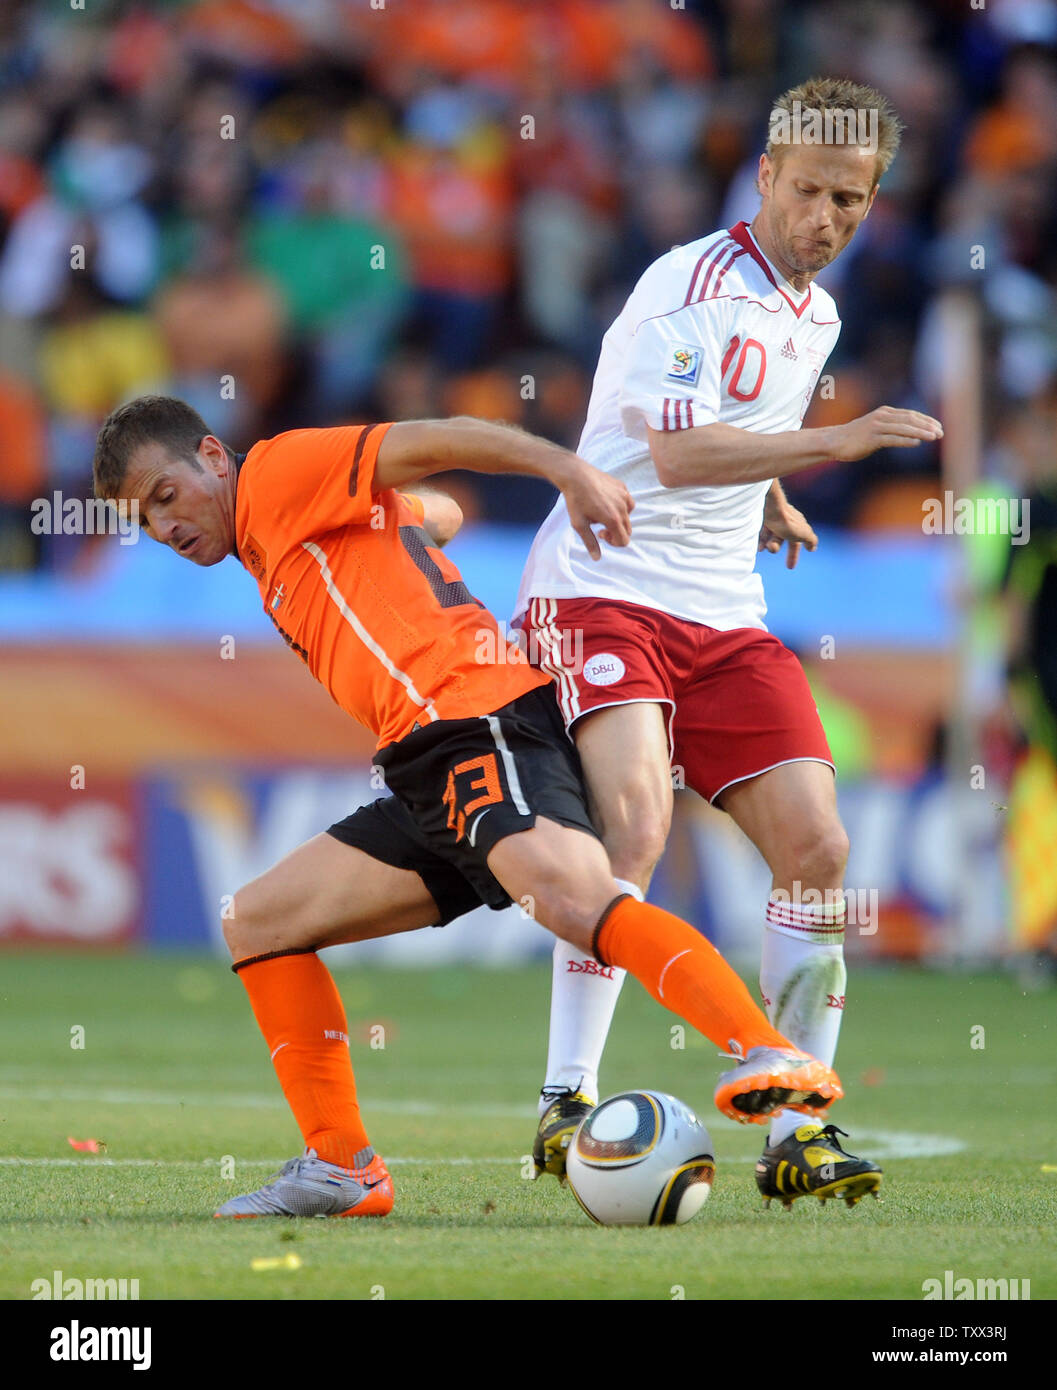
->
[565, 1090, 715, 1227]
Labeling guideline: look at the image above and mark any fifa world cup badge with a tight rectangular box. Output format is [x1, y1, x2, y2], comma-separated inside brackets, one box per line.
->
[665, 344, 702, 385]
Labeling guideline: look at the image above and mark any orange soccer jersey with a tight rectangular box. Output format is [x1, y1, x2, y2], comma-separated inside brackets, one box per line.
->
[234, 422, 547, 748]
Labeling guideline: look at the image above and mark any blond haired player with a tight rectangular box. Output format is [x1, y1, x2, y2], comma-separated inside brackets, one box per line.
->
[517, 77, 943, 1209]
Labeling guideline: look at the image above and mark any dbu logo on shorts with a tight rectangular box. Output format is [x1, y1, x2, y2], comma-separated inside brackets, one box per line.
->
[583, 653, 626, 687]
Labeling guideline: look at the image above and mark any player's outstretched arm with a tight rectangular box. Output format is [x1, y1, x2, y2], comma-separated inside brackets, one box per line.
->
[648, 405, 944, 488]
[376, 416, 634, 559]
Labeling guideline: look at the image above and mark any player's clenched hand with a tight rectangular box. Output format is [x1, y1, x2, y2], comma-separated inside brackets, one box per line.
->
[562, 462, 634, 560]
[759, 494, 817, 570]
[832, 406, 943, 462]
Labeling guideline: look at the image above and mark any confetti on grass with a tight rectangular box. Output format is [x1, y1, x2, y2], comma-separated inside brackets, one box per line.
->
[250, 1254, 303, 1272]
[67, 1137, 106, 1154]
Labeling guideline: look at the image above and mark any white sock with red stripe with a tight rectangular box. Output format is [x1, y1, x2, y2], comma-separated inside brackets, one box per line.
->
[759, 893, 847, 1147]
[538, 878, 638, 1114]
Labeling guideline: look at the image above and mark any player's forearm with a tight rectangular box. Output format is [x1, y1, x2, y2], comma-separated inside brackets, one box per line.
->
[377, 415, 632, 558]
[376, 417, 585, 493]
[452, 417, 591, 492]
[650, 422, 839, 487]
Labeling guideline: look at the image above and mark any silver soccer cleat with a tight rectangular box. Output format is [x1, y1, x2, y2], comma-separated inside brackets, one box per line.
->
[214, 1147, 394, 1219]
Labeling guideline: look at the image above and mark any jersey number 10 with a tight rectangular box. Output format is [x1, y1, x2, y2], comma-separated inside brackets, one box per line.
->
[721, 336, 767, 402]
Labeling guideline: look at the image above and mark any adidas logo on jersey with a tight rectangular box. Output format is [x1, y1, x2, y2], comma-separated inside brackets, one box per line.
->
[780, 338, 798, 360]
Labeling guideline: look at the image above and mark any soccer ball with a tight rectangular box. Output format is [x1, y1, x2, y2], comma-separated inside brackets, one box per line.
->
[565, 1090, 715, 1227]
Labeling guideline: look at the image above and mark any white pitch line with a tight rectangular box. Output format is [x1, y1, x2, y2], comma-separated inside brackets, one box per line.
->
[0, 1086, 970, 1159]
[0, 1084, 852, 1132]
[807, 1128, 966, 1159]
[0, 1134, 967, 1169]
[0, 1085, 532, 1117]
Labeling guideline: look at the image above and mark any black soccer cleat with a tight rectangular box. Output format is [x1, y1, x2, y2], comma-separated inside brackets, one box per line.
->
[755, 1123, 883, 1210]
[532, 1087, 595, 1183]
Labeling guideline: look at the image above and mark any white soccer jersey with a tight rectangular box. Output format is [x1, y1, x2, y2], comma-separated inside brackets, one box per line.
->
[514, 220, 841, 631]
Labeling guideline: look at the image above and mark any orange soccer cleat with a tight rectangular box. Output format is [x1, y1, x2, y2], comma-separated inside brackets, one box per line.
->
[713, 1045, 843, 1125]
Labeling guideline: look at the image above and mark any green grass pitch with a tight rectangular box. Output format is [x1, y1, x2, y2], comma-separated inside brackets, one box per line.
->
[1, 952, 1055, 1301]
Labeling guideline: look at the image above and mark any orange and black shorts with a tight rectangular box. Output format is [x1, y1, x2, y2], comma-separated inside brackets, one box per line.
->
[326, 685, 599, 922]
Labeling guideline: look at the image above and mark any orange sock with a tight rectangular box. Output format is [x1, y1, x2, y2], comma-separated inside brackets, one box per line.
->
[595, 896, 792, 1055]
[234, 951, 371, 1170]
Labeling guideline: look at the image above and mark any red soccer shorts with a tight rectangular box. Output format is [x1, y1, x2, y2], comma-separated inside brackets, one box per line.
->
[522, 596, 834, 804]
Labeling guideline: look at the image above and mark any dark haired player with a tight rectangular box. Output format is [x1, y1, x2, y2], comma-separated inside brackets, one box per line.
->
[94, 397, 841, 1218]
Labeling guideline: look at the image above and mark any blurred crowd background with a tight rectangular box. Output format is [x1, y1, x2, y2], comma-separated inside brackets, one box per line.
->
[1, 0, 1055, 550]
[2, 0, 1056, 963]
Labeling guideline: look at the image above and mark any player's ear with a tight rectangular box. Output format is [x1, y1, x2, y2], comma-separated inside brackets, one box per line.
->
[199, 435, 230, 475]
[756, 153, 772, 197]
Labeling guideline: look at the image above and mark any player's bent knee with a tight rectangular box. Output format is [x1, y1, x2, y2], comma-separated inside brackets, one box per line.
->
[605, 819, 668, 885]
[778, 820, 850, 888]
[808, 823, 851, 884]
[222, 888, 256, 959]
[223, 884, 289, 960]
